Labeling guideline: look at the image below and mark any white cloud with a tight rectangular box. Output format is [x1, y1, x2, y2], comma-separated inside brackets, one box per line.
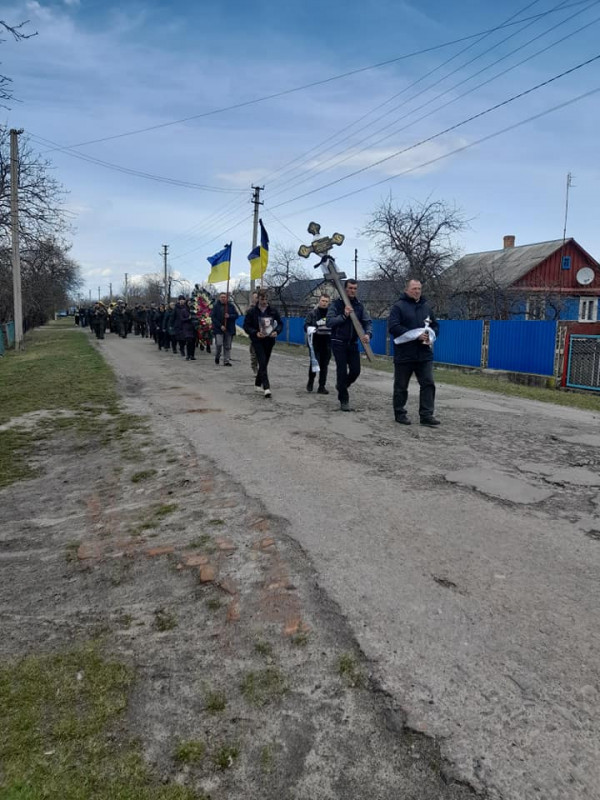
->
[63, 0, 80, 6]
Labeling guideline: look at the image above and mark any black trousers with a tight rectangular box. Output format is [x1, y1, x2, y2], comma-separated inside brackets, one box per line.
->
[185, 338, 196, 359]
[393, 360, 436, 419]
[331, 340, 360, 403]
[253, 338, 276, 389]
[308, 336, 331, 388]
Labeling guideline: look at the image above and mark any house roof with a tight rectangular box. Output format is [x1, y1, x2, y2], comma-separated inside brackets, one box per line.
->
[447, 238, 571, 288]
[280, 278, 327, 303]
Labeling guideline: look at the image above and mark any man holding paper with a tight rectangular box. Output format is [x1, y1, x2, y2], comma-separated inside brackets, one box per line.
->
[388, 279, 440, 427]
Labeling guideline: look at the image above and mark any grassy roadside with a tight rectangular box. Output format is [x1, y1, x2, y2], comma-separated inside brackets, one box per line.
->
[0, 645, 199, 800]
[0, 320, 144, 488]
[272, 340, 600, 413]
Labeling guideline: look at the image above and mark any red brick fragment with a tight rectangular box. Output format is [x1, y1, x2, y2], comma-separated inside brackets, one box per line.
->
[146, 546, 174, 557]
[77, 542, 103, 561]
[218, 578, 239, 596]
[249, 517, 270, 532]
[199, 565, 216, 583]
[182, 554, 209, 567]
[260, 537, 275, 550]
[215, 539, 235, 552]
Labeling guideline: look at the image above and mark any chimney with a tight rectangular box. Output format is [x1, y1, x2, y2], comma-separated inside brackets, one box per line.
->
[503, 235, 515, 249]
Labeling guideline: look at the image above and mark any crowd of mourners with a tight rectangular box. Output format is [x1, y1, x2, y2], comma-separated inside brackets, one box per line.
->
[75, 278, 442, 425]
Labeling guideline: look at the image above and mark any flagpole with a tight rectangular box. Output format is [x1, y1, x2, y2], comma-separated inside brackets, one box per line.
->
[225, 242, 232, 328]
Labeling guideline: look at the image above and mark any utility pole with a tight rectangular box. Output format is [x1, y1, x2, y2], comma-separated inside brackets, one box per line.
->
[162, 245, 169, 302]
[354, 248, 358, 282]
[98, 286, 101, 301]
[250, 185, 264, 292]
[10, 128, 24, 350]
[109, 282, 113, 301]
[89, 289, 91, 302]
[562, 172, 573, 244]
[124, 273, 128, 302]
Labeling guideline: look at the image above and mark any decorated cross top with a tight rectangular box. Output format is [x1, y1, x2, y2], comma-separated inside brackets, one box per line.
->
[298, 222, 345, 259]
[297, 222, 373, 361]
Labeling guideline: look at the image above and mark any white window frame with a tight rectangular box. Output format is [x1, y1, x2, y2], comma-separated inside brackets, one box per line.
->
[578, 297, 598, 322]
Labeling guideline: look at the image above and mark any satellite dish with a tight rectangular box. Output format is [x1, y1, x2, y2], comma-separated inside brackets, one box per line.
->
[576, 267, 595, 286]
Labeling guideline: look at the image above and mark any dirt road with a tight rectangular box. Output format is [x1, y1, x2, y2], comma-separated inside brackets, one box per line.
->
[99, 333, 600, 800]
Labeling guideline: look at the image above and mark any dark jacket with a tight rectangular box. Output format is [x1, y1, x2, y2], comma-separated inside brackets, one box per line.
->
[172, 304, 196, 339]
[326, 297, 372, 344]
[211, 300, 238, 336]
[388, 293, 439, 363]
[243, 304, 283, 340]
[304, 306, 331, 336]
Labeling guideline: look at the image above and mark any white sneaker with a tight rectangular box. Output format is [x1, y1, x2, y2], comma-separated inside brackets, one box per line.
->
[264, 389, 272, 398]
[254, 385, 263, 393]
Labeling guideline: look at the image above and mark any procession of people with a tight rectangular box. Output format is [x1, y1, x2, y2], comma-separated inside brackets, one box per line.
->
[77, 277, 441, 425]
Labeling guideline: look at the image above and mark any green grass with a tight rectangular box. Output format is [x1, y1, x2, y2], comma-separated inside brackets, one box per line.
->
[131, 469, 157, 483]
[174, 740, 205, 764]
[205, 691, 227, 714]
[212, 744, 239, 771]
[337, 653, 365, 688]
[0, 321, 148, 489]
[240, 668, 287, 707]
[273, 339, 600, 412]
[132, 503, 178, 536]
[153, 608, 178, 632]
[0, 645, 198, 799]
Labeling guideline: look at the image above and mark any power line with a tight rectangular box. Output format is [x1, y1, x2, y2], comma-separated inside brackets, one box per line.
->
[260, 0, 548, 190]
[270, 52, 600, 210]
[38, 2, 592, 152]
[277, 86, 599, 219]
[262, 207, 304, 242]
[27, 132, 245, 193]
[267, 0, 599, 201]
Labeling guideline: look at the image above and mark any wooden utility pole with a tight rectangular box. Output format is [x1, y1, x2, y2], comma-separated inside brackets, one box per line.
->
[162, 244, 168, 302]
[10, 128, 24, 350]
[250, 185, 264, 292]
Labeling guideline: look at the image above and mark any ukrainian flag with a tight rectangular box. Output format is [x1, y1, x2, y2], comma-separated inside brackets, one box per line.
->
[207, 243, 231, 284]
[248, 220, 269, 281]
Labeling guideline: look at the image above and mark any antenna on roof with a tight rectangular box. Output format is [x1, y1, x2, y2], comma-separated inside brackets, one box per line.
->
[562, 172, 574, 244]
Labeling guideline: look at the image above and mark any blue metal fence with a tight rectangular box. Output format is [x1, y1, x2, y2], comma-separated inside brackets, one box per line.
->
[488, 320, 557, 375]
[239, 314, 558, 377]
[435, 320, 483, 367]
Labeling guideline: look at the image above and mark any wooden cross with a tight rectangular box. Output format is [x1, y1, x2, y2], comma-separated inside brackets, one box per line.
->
[298, 222, 374, 361]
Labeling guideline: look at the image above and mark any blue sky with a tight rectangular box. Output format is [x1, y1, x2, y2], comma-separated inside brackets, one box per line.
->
[2, 0, 600, 298]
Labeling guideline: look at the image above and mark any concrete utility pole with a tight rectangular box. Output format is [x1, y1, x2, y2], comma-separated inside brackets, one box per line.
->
[162, 245, 169, 302]
[109, 282, 113, 301]
[250, 185, 264, 292]
[124, 273, 128, 302]
[89, 289, 92, 302]
[10, 128, 24, 350]
[97, 286, 101, 301]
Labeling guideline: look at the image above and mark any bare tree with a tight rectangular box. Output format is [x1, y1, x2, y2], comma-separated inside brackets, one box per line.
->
[263, 244, 310, 316]
[0, 238, 81, 326]
[0, 126, 69, 247]
[0, 20, 37, 106]
[362, 196, 467, 314]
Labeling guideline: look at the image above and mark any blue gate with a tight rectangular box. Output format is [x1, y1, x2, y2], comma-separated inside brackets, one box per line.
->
[488, 320, 557, 376]
[565, 335, 600, 391]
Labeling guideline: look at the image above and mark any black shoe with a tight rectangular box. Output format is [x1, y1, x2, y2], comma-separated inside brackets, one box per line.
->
[206, 345, 211, 354]
[317, 387, 329, 395]
[224, 361, 232, 366]
[306, 380, 314, 392]
[190, 357, 196, 361]
[420, 416, 441, 427]
[340, 402, 351, 412]
[395, 415, 411, 425]
[215, 356, 220, 365]
[186, 356, 190, 361]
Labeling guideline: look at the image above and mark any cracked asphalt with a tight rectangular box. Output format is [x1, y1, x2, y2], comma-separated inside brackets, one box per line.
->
[98, 332, 600, 800]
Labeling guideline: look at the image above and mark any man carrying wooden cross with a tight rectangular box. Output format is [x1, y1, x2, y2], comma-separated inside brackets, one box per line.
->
[326, 279, 372, 412]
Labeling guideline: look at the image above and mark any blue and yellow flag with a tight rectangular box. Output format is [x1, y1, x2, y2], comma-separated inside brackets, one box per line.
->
[248, 220, 269, 281]
[207, 243, 231, 284]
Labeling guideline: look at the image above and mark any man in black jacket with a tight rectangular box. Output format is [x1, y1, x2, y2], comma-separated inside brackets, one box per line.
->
[388, 279, 440, 427]
[211, 291, 237, 366]
[326, 280, 372, 411]
[243, 290, 283, 398]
